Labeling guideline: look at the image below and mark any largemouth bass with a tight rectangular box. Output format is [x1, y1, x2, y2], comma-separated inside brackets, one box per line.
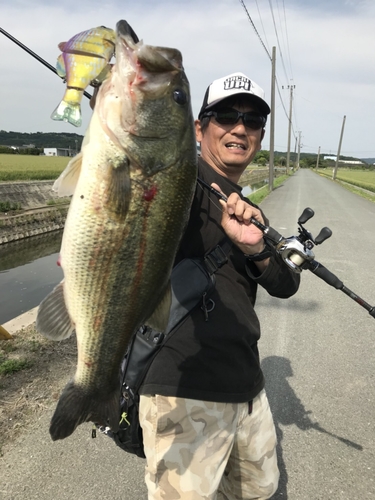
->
[36, 20, 197, 441]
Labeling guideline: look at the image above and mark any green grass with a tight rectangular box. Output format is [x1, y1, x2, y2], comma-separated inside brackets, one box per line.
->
[317, 168, 375, 193]
[316, 168, 375, 203]
[0, 154, 69, 181]
[46, 198, 71, 206]
[248, 174, 290, 205]
[0, 358, 33, 375]
[0, 201, 22, 212]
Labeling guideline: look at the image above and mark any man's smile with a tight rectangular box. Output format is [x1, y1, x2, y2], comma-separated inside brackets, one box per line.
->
[225, 142, 247, 150]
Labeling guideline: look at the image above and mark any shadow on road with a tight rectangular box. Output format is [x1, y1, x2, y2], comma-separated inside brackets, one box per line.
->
[262, 356, 363, 499]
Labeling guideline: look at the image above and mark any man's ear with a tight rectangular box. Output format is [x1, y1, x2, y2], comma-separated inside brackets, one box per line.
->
[195, 120, 203, 142]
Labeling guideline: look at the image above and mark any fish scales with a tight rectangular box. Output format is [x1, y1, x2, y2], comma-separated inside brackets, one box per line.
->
[63, 158, 193, 386]
[37, 20, 197, 440]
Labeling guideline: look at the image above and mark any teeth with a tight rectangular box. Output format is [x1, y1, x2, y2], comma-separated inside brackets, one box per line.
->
[227, 143, 244, 149]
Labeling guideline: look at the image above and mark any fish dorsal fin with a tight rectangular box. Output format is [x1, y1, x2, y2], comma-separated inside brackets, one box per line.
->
[145, 283, 172, 332]
[53, 152, 83, 196]
[36, 281, 75, 341]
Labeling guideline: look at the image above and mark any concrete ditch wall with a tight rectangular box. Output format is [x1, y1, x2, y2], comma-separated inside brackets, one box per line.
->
[0, 180, 62, 210]
[0, 207, 68, 244]
[0, 181, 69, 244]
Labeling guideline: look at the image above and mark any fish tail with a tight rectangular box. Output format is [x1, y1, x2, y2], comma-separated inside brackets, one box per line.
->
[49, 380, 120, 441]
[51, 89, 83, 127]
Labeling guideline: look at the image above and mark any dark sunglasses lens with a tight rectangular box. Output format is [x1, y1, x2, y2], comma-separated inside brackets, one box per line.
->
[214, 111, 239, 124]
[243, 115, 265, 130]
[213, 110, 265, 129]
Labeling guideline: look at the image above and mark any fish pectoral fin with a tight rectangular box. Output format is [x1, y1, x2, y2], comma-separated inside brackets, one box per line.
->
[106, 157, 131, 216]
[36, 281, 75, 341]
[53, 152, 83, 196]
[145, 283, 172, 332]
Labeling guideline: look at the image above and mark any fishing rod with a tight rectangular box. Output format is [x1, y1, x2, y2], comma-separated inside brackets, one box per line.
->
[0, 26, 92, 99]
[197, 177, 375, 319]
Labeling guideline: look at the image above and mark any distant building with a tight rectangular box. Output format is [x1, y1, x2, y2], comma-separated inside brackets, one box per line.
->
[341, 160, 364, 165]
[44, 148, 73, 157]
[323, 155, 363, 165]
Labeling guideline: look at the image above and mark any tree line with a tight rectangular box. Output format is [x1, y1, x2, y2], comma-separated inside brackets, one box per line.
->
[0, 130, 84, 151]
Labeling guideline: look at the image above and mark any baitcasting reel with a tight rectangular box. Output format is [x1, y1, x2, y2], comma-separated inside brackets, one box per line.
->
[273, 207, 332, 273]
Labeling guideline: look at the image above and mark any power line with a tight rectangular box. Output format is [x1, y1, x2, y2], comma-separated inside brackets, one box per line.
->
[238, 0, 271, 61]
[254, 0, 272, 55]
[268, 0, 290, 83]
[238, 1, 295, 132]
[282, 0, 294, 80]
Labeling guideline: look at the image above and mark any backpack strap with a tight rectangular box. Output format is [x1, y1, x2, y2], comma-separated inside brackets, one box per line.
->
[203, 238, 232, 275]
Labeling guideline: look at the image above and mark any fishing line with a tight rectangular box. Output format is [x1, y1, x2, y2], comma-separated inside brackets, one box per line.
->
[0, 26, 92, 99]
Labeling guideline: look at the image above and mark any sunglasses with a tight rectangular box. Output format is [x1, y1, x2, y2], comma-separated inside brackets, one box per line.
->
[202, 108, 266, 130]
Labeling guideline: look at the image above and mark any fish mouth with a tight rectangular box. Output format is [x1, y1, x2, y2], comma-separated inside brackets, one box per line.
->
[115, 20, 182, 84]
[116, 20, 139, 45]
[114, 20, 184, 139]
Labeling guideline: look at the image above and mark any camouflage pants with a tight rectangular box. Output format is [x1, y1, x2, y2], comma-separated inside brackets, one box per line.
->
[139, 389, 279, 499]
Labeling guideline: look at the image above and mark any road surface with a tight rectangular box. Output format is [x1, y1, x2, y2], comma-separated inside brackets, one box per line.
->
[1, 169, 374, 499]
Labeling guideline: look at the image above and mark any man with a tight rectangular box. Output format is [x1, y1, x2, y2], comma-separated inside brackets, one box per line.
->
[138, 72, 300, 499]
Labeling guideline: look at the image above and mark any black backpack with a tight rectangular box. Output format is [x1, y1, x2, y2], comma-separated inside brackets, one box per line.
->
[96, 240, 231, 457]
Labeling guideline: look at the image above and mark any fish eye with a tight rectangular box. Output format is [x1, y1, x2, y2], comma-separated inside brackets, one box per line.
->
[173, 89, 187, 105]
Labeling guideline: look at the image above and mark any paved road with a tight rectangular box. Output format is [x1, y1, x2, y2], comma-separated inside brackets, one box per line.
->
[1, 169, 375, 499]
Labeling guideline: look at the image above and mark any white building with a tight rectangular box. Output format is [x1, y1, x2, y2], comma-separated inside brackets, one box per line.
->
[43, 148, 72, 157]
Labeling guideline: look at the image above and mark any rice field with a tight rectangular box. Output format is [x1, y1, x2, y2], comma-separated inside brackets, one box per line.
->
[0, 154, 70, 181]
[317, 168, 375, 193]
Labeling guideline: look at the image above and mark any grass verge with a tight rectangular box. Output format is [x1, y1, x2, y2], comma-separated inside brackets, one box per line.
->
[248, 174, 291, 205]
[315, 169, 375, 203]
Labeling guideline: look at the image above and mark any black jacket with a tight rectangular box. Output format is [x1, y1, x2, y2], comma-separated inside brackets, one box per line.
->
[140, 158, 300, 403]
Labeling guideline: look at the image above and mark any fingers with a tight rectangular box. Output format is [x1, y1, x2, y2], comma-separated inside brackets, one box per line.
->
[211, 183, 264, 226]
[227, 196, 262, 225]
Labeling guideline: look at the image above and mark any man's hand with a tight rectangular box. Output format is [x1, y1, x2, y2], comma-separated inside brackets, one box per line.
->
[212, 183, 266, 257]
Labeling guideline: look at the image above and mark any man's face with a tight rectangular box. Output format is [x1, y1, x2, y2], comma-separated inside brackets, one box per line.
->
[195, 102, 265, 183]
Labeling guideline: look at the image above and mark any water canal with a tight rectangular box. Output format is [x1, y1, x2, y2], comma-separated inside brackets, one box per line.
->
[0, 230, 63, 324]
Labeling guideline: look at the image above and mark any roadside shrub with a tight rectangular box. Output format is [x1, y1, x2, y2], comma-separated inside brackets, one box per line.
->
[0, 201, 22, 212]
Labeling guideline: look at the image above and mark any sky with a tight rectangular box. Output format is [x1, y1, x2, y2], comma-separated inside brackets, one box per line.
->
[1, 0, 375, 159]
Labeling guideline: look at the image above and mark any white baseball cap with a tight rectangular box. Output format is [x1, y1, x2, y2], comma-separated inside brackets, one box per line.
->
[198, 72, 270, 118]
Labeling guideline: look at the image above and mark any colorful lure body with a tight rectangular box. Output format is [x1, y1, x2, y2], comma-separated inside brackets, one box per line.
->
[51, 26, 115, 127]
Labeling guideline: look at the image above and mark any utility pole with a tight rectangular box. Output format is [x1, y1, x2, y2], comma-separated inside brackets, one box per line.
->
[316, 146, 321, 169]
[293, 135, 298, 170]
[268, 47, 276, 192]
[333, 115, 346, 180]
[284, 84, 295, 174]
